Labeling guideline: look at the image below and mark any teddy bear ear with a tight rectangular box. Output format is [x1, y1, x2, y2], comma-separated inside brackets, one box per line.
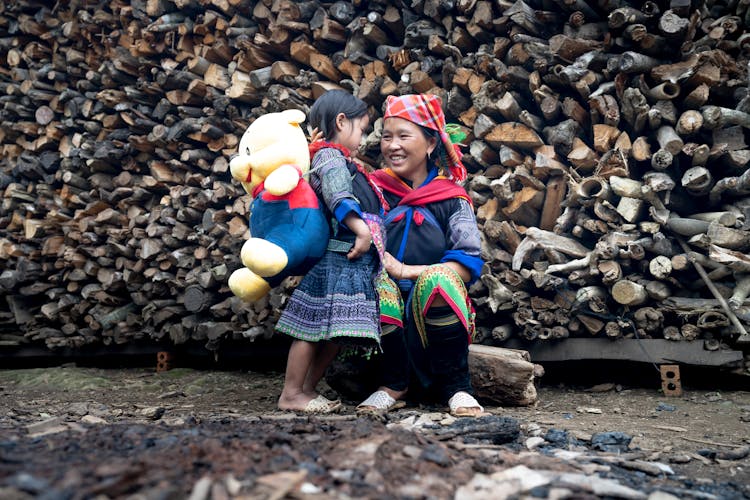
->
[281, 109, 306, 125]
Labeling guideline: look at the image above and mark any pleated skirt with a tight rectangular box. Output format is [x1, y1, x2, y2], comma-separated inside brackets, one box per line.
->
[275, 250, 380, 346]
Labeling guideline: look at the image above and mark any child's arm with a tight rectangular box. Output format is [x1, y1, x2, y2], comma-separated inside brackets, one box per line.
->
[343, 213, 372, 260]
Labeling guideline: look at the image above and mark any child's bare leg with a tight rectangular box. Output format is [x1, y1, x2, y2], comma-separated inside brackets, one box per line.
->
[278, 340, 318, 410]
[303, 341, 340, 395]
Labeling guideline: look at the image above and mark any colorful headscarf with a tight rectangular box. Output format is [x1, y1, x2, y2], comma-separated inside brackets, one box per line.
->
[383, 94, 467, 183]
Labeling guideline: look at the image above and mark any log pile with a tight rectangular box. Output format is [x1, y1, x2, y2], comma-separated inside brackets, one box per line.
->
[461, 0, 750, 366]
[0, 1, 747, 370]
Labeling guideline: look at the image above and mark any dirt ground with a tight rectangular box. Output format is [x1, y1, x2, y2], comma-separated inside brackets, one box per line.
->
[0, 359, 749, 498]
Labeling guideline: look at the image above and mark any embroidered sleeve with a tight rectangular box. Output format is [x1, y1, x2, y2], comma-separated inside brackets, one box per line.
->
[442, 198, 483, 282]
[311, 148, 361, 221]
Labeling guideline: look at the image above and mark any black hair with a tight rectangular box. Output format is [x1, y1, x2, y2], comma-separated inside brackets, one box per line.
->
[418, 125, 449, 172]
[309, 89, 368, 141]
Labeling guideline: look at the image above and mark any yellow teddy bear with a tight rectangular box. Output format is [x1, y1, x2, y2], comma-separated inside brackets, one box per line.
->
[228, 109, 329, 302]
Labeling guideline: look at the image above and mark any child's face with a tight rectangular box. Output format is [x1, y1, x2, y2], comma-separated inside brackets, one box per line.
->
[335, 114, 370, 156]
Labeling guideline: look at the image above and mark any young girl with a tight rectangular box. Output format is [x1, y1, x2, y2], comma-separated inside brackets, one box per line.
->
[276, 90, 387, 413]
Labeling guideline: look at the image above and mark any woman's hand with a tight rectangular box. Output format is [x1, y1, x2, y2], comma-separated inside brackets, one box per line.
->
[382, 252, 403, 279]
[309, 127, 324, 143]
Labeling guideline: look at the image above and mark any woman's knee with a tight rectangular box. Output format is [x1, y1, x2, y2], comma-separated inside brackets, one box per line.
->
[414, 264, 456, 293]
[414, 264, 464, 306]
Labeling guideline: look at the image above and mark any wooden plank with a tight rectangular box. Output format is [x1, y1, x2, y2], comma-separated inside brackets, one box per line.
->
[502, 339, 744, 367]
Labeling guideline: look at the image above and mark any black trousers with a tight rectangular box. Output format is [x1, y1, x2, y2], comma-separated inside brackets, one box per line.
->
[379, 306, 473, 403]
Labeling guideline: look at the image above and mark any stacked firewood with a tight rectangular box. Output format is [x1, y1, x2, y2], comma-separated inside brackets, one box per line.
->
[0, 1, 748, 361]
[461, 1, 750, 356]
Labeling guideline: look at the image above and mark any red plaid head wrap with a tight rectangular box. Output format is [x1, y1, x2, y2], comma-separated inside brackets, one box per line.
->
[383, 94, 467, 182]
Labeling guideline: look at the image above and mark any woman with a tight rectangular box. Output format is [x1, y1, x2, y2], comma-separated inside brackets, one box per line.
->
[357, 94, 486, 417]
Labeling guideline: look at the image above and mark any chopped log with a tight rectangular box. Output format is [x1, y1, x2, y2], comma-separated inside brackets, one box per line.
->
[539, 175, 566, 231]
[612, 280, 649, 306]
[484, 122, 544, 150]
[468, 344, 541, 406]
[656, 125, 683, 155]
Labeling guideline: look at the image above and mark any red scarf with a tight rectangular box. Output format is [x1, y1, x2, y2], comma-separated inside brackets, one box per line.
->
[309, 141, 389, 210]
[370, 168, 471, 208]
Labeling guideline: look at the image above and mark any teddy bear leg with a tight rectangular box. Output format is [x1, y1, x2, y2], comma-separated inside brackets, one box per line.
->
[228, 268, 272, 302]
[240, 238, 289, 278]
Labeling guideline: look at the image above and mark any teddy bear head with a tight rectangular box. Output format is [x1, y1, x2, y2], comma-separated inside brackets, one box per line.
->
[229, 109, 310, 195]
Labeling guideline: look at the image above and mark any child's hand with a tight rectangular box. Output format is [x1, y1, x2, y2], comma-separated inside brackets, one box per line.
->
[344, 214, 371, 260]
[348, 231, 372, 260]
[309, 127, 324, 143]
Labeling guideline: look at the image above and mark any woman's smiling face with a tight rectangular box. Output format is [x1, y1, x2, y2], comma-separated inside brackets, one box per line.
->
[380, 117, 437, 185]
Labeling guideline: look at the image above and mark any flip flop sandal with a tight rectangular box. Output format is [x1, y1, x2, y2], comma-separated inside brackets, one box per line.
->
[448, 391, 487, 418]
[299, 395, 342, 415]
[356, 390, 406, 414]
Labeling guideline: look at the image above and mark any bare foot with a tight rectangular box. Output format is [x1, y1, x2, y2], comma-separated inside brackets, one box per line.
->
[278, 390, 315, 411]
[278, 391, 340, 413]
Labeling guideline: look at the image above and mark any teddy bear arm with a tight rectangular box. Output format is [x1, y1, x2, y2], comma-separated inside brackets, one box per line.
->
[264, 164, 302, 195]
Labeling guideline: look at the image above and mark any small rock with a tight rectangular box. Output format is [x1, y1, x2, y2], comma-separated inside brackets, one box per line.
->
[577, 462, 611, 474]
[402, 445, 422, 459]
[421, 412, 447, 422]
[576, 406, 603, 414]
[552, 449, 585, 461]
[224, 475, 242, 496]
[187, 476, 212, 500]
[0, 486, 33, 500]
[163, 417, 186, 426]
[591, 431, 632, 453]
[439, 415, 457, 426]
[648, 492, 680, 500]
[705, 392, 722, 402]
[26, 417, 65, 436]
[139, 407, 165, 420]
[81, 415, 107, 425]
[525, 422, 542, 437]
[556, 472, 646, 499]
[656, 402, 676, 412]
[299, 482, 321, 494]
[7, 473, 49, 494]
[668, 454, 692, 464]
[421, 444, 452, 466]
[158, 390, 186, 399]
[585, 383, 615, 392]
[571, 430, 592, 442]
[548, 487, 575, 500]
[544, 429, 571, 447]
[66, 402, 89, 416]
[329, 469, 354, 482]
[525, 436, 545, 450]
[621, 460, 673, 476]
